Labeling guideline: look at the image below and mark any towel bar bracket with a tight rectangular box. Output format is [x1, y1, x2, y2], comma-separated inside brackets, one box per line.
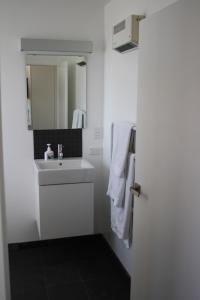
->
[130, 182, 141, 197]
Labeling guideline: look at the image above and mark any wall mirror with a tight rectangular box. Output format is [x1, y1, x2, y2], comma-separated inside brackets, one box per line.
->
[25, 54, 87, 130]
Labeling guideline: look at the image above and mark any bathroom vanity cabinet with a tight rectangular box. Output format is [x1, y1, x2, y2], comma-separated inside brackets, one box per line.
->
[38, 183, 94, 239]
[34, 158, 94, 240]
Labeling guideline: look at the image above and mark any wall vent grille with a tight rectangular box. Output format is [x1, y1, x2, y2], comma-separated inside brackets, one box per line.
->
[113, 20, 126, 35]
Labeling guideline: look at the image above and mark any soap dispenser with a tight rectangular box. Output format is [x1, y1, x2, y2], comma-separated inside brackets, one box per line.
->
[44, 144, 54, 160]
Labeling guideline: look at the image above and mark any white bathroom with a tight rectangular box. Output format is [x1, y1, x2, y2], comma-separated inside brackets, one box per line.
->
[1, 0, 200, 299]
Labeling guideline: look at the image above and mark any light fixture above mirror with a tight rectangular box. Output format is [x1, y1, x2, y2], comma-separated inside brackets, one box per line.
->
[21, 38, 93, 55]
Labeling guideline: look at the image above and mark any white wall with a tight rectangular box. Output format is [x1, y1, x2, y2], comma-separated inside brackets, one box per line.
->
[104, 0, 178, 274]
[0, 0, 105, 243]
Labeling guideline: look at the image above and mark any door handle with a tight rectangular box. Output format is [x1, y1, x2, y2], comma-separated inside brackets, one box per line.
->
[130, 182, 141, 197]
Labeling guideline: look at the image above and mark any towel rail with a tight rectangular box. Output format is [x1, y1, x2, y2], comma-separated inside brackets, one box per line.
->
[129, 128, 136, 153]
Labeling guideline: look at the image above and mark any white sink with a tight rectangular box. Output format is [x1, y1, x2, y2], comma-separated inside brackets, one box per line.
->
[34, 158, 95, 185]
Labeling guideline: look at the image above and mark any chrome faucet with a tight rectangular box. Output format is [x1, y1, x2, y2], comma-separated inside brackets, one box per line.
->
[58, 144, 63, 160]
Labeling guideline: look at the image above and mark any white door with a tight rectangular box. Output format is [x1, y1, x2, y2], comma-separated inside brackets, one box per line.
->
[75, 64, 87, 111]
[57, 61, 68, 128]
[30, 65, 56, 129]
[132, 1, 200, 299]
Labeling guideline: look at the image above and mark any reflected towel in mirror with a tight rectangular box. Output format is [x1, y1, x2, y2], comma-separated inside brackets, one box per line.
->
[72, 109, 86, 129]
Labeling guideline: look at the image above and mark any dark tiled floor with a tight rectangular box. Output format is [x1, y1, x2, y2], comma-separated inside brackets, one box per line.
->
[9, 235, 131, 300]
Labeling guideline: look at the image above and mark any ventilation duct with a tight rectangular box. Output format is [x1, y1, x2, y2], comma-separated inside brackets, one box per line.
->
[112, 15, 145, 53]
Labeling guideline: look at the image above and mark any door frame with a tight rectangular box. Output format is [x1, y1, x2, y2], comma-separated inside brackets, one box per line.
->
[0, 62, 11, 300]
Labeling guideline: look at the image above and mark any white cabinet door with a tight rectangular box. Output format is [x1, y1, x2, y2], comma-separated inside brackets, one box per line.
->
[132, 1, 200, 300]
[39, 183, 94, 239]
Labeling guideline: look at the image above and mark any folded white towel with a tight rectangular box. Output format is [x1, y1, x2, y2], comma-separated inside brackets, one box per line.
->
[111, 153, 135, 247]
[107, 122, 133, 207]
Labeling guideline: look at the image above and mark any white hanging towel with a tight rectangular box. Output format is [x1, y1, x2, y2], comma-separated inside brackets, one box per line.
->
[77, 110, 86, 128]
[107, 170, 126, 207]
[111, 153, 135, 247]
[107, 122, 133, 207]
[72, 109, 86, 129]
[72, 110, 79, 128]
[82, 111, 86, 128]
[27, 99, 32, 127]
[112, 122, 133, 177]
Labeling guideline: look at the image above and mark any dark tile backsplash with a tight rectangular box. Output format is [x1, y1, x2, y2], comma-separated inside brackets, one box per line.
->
[33, 129, 82, 159]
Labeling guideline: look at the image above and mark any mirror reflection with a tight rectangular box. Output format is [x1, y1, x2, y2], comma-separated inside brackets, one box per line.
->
[25, 55, 87, 130]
